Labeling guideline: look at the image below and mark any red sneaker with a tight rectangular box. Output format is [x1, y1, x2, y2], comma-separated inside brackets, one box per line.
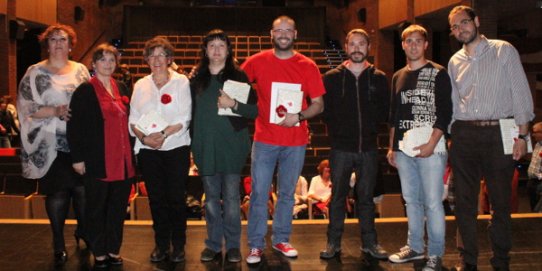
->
[246, 248, 263, 264]
[272, 242, 298, 257]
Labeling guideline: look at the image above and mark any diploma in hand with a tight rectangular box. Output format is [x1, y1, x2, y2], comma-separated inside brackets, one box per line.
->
[269, 82, 303, 126]
[135, 110, 168, 135]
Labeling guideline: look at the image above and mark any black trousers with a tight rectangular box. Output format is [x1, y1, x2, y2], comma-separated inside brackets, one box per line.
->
[138, 146, 190, 251]
[450, 121, 514, 269]
[326, 149, 379, 248]
[84, 177, 132, 257]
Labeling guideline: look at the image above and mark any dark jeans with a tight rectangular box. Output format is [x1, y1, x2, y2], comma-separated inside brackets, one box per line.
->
[326, 149, 379, 248]
[138, 146, 190, 251]
[450, 121, 514, 269]
[84, 177, 132, 257]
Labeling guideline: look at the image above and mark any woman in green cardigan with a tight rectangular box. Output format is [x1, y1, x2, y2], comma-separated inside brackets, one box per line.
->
[190, 29, 257, 263]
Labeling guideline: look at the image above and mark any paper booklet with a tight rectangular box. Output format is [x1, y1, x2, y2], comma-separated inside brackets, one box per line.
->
[398, 126, 446, 157]
[269, 82, 303, 126]
[135, 110, 168, 135]
[499, 119, 533, 155]
[218, 80, 251, 117]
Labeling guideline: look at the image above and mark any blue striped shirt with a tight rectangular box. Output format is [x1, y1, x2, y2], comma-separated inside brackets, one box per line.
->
[447, 36, 534, 125]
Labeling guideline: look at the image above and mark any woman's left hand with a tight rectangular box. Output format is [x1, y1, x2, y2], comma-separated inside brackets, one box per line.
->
[217, 89, 236, 109]
[145, 132, 166, 149]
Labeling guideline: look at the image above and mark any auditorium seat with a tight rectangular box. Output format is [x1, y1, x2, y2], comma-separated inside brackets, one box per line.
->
[134, 196, 152, 220]
[378, 193, 406, 217]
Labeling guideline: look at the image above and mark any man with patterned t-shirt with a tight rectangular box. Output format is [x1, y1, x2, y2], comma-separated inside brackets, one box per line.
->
[240, 15, 325, 264]
[387, 24, 452, 271]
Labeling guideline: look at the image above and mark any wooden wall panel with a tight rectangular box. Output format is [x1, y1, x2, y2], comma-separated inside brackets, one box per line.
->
[0, 0, 6, 15]
[379, 0, 408, 29]
[414, 0, 461, 17]
[16, 0, 56, 25]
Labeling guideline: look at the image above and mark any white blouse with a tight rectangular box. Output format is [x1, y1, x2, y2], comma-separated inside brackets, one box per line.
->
[129, 70, 192, 154]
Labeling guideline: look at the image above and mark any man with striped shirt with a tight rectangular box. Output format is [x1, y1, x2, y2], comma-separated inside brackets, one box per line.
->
[447, 5, 534, 271]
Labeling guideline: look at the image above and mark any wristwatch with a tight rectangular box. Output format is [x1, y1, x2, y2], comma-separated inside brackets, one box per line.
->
[161, 130, 168, 139]
[518, 134, 529, 141]
[297, 112, 305, 122]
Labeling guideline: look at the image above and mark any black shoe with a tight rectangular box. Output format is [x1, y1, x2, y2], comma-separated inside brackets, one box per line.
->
[170, 249, 185, 263]
[226, 248, 241, 263]
[361, 244, 389, 260]
[150, 247, 168, 262]
[200, 248, 220, 262]
[94, 256, 108, 269]
[54, 251, 67, 266]
[320, 244, 341, 259]
[108, 255, 123, 265]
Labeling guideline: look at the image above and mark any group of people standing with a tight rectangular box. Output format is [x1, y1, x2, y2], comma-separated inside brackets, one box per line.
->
[320, 5, 532, 271]
[15, 4, 533, 271]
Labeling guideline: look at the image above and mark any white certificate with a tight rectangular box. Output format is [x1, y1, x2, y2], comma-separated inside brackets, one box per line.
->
[399, 126, 446, 157]
[269, 82, 303, 126]
[499, 119, 532, 155]
[218, 80, 251, 117]
[135, 110, 168, 135]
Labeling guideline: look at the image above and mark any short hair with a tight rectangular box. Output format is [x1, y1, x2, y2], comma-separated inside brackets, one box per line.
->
[143, 36, 174, 61]
[345, 29, 370, 45]
[38, 24, 77, 49]
[449, 5, 477, 22]
[91, 43, 120, 66]
[401, 24, 428, 41]
[317, 159, 330, 176]
[272, 15, 296, 29]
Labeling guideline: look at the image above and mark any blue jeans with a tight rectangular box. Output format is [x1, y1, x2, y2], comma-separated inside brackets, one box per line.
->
[201, 174, 241, 252]
[395, 151, 447, 256]
[247, 141, 306, 249]
[327, 149, 379, 248]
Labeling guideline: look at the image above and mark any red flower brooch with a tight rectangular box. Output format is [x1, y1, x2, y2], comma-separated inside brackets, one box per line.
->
[121, 96, 130, 105]
[275, 105, 287, 118]
[161, 94, 172, 104]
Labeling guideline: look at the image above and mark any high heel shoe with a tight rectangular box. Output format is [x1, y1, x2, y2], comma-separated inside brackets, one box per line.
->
[54, 251, 67, 266]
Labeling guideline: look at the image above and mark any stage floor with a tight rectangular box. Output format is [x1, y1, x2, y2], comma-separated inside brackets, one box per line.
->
[1, 216, 541, 271]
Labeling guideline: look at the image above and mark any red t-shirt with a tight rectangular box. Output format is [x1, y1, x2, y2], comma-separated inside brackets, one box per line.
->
[91, 77, 135, 181]
[241, 50, 325, 146]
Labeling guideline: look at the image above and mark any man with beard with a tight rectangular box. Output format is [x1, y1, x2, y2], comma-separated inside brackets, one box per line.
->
[447, 6, 533, 271]
[241, 15, 325, 264]
[386, 24, 452, 271]
[319, 28, 389, 260]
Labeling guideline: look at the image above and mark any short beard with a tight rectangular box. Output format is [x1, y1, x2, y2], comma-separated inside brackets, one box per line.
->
[459, 26, 478, 45]
[348, 53, 366, 63]
[273, 38, 294, 51]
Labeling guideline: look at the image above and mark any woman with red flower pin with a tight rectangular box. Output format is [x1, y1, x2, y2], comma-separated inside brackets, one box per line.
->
[67, 43, 134, 268]
[129, 36, 192, 263]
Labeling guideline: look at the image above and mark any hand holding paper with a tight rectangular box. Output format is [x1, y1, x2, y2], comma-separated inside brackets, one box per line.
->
[135, 110, 168, 135]
[218, 80, 250, 117]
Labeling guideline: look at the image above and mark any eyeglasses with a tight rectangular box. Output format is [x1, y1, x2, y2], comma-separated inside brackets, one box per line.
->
[272, 29, 295, 34]
[148, 53, 168, 59]
[450, 18, 472, 31]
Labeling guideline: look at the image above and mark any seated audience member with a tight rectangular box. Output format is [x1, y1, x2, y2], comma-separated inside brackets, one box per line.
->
[528, 122, 542, 212]
[0, 98, 19, 148]
[293, 176, 308, 218]
[241, 176, 276, 220]
[308, 160, 332, 218]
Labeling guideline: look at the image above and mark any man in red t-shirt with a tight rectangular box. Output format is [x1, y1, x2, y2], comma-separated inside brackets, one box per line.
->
[240, 15, 325, 264]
